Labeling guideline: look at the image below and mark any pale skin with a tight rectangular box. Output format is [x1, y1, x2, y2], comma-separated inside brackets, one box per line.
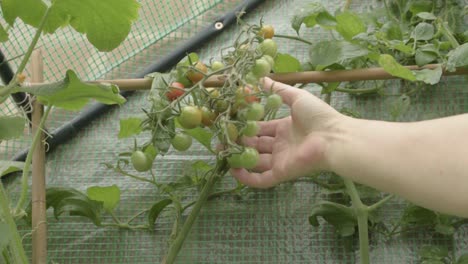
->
[231, 77, 468, 218]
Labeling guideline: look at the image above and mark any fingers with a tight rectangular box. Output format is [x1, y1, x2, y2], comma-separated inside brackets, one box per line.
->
[241, 136, 275, 153]
[230, 169, 278, 189]
[261, 77, 309, 107]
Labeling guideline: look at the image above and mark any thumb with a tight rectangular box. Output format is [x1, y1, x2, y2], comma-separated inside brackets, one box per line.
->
[261, 77, 309, 107]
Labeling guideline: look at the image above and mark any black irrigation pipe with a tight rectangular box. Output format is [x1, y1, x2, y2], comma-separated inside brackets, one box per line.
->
[2, 0, 265, 180]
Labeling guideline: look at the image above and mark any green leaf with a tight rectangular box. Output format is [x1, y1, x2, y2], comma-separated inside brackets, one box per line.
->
[291, 3, 336, 33]
[86, 185, 121, 213]
[389, 41, 413, 54]
[409, 0, 433, 15]
[0, 222, 11, 248]
[309, 201, 356, 237]
[401, 204, 437, 226]
[417, 12, 437, 20]
[378, 54, 416, 81]
[0, 24, 8, 42]
[446, 43, 468, 72]
[381, 22, 403, 40]
[390, 95, 411, 121]
[39, 187, 103, 226]
[181, 126, 213, 152]
[273, 53, 302, 73]
[309, 41, 369, 70]
[419, 245, 449, 260]
[335, 11, 366, 41]
[0, 116, 25, 140]
[411, 22, 435, 41]
[415, 49, 438, 66]
[414, 66, 442, 85]
[118, 117, 143, 139]
[44, 0, 140, 51]
[147, 199, 172, 229]
[434, 223, 455, 236]
[1, 0, 47, 27]
[0, 161, 25, 178]
[17, 70, 126, 111]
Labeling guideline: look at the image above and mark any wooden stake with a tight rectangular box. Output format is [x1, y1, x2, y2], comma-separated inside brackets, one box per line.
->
[31, 49, 47, 264]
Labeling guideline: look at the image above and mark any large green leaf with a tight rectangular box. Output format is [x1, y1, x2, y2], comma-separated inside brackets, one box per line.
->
[0, 161, 25, 178]
[414, 66, 442, 85]
[309, 201, 356, 237]
[18, 70, 126, 111]
[291, 3, 336, 34]
[43, 0, 140, 51]
[0, 116, 25, 141]
[411, 22, 434, 41]
[182, 126, 214, 153]
[86, 185, 121, 213]
[1, 0, 47, 27]
[273, 53, 302, 73]
[148, 199, 172, 229]
[309, 41, 369, 70]
[378, 54, 416, 81]
[335, 11, 366, 41]
[446, 43, 468, 72]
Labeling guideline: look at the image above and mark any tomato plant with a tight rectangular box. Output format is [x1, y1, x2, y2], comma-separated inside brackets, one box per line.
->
[178, 106, 202, 129]
[131, 150, 152, 172]
[171, 133, 193, 151]
[186, 61, 208, 83]
[166, 82, 185, 101]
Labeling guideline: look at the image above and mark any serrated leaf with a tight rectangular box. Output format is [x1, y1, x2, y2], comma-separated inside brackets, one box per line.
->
[118, 117, 143, 139]
[87, 185, 121, 213]
[414, 66, 442, 85]
[44, 0, 140, 51]
[446, 43, 468, 72]
[309, 41, 369, 70]
[40, 187, 103, 226]
[309, 201, 356, 237]
[419, 245, 449, 260]
[335, 11, 366, 41]
[291, 3, 335, 33]
[273, 53, 302, 73]
[1, 0, 47, 27]
[412, 22, 434, 41]
[0, 161, 25, 178]
[417, 12, 437, 20]
[0, 222, 11, 248]
[17, 70, 126, 111]
[378, 54, 416, 81]
[148, 199, 172, 229]
[0, 116, 25, 140]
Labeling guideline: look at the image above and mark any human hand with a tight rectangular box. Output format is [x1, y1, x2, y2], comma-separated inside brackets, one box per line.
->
[230, 77, 345, 188]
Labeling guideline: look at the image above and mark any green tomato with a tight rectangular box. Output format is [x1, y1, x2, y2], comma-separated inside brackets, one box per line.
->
[131, 151, 152, 172]
[178, 106, 202, 129]
[245, 102, 265, 121]
[252, 58, 271, 78]
[171, 133, 193, 151]
[262, 55, 275, 68]
[243, 121, 260, 137]
[227, 152, 243, 169]
[240, 147, 260, 169]
[259, 39, 278, 57]
[245, 72, 259, 85]
[211, 61, 225, 71]
[265, 94, 283, 110]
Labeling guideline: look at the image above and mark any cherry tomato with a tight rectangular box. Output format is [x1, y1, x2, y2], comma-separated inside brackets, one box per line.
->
[178, 106, 202, 129]
[242, 121, 260, 137]
[211, 61, 225, 72]
[227, 147, 259, 169]
[171, 133, 193, 151]
[131, 151, 152, 172]
[259, 39, 278, 57]
[258, 25, 275, 39]
[201, 106, 216, 127]
[214, 100, 229, 113]
[186, 61, 208, 83]
[265, 94, 283, 110]
[245, 72, 259, 85]
[262, 55, 275, 68]
[204, 87, 220, 99]
[166, 82, 185, 101]
[227, 152, 243, 168]
[245, 102, 265, 121]
[252, 58, 271, 78]
[226, 123, 239, 142]
[236, 86, 260, 104]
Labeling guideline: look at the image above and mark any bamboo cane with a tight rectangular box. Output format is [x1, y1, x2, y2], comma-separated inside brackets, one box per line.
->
[85, 64, 468, 91]
[31, 49, 47, 264]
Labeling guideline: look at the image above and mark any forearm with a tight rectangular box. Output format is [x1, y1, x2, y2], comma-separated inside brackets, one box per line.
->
[326, 114, 468, 217]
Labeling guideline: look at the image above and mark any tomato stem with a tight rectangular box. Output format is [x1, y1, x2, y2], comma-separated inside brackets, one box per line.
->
[0, 183, 29, 263]
[14, 106, 52, 215]
[163, 159, 228, 264]
[274, 34, 313, 45]
[367, 194, 394, 212]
